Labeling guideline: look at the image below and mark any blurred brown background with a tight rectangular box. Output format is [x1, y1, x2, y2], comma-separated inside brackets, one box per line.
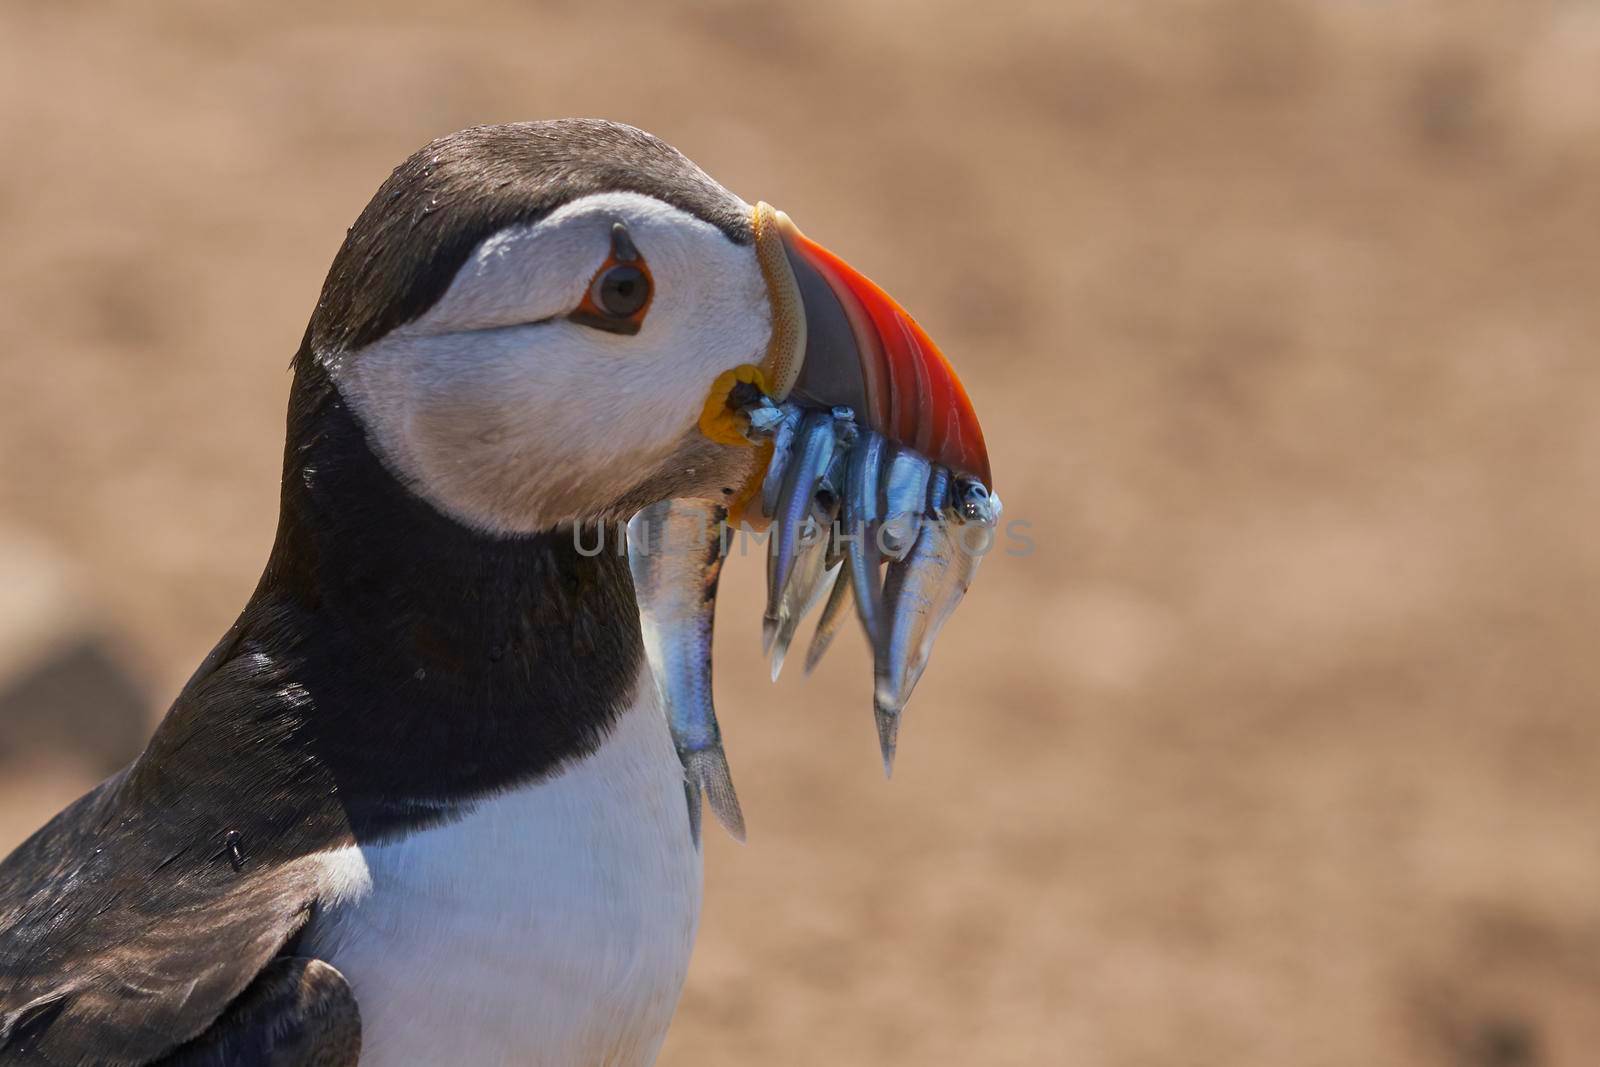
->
[3, 1, 1600, 1064]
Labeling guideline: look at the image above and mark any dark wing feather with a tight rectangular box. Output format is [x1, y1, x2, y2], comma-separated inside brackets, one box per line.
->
[0, 617, 356, 1067]
[0, 775, 329, 1066]
[157, 958, 360, 1067]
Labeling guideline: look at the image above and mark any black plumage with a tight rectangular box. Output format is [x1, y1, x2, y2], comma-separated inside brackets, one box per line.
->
[161, 959, 360, 1067]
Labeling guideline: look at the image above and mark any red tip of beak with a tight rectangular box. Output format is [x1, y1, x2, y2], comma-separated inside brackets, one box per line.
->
[772, 216, 991, 487]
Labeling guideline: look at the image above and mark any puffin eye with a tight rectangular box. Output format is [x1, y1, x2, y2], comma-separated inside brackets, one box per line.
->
[567, 222, 654, 336]
[592, 264, 650, 318]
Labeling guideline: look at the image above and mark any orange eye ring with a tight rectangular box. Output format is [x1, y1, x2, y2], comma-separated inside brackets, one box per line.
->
[567, 222, 654, 336]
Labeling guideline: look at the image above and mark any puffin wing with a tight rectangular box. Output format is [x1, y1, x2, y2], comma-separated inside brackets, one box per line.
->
[0, 770, 354, 1065]
[158, 958, 359, 1067]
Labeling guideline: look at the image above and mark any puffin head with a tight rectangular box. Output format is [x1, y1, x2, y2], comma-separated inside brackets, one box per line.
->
[301, 119, 988, 534]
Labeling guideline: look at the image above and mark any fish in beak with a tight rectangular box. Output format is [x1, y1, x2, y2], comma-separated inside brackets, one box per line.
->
[744, 203, 1002, 772]
[643, 201, 1001, 841]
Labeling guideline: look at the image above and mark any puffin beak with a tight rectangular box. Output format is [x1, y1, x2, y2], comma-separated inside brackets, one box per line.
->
[753, 203, 991, 486]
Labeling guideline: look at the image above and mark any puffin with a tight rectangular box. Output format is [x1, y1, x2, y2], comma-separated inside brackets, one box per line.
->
[0, 119, 988, 1066]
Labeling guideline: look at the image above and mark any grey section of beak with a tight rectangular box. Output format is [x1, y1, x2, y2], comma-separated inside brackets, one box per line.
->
[782, 240, 870, 421]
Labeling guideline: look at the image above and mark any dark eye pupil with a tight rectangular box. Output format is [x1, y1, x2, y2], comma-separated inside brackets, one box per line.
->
[596, 265, 649, 317]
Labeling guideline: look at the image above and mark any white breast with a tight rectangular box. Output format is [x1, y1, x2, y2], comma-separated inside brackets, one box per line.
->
[302, 681, 702, 1067]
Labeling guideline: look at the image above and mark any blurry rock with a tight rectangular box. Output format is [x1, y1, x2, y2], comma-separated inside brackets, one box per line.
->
[0, 637, 150, 776]
[0, 526, 149, 778]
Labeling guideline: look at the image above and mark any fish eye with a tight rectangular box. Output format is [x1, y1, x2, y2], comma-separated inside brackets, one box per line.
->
[593, 264, 650, 319]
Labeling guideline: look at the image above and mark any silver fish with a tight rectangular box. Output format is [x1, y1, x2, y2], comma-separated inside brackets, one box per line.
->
[737, 391, 999, 780]
[756, 406, 805, 655]
[628, 499, 745, 844]
[803, 563, 852, 675]
[758, 404, 805, 519]
[770, 544, 838, 680]
[876, 462, 948, 704]
[878, 446, 932, 562]
[768, 417, 856, 676]
[766, 411, 839, 626]
[815, 442, 850, 521]
[873, 485, 999, 775]
[842, 431, 890, 647]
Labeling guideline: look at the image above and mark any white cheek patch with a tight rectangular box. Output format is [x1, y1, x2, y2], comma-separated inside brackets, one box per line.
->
[329, 192, 771, 534]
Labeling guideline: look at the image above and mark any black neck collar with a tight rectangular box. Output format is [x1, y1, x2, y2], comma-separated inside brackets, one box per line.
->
[229, 355, 643, 839]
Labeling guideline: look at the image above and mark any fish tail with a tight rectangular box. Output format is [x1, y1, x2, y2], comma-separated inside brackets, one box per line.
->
[804, 571, 853, 675]
[873, 701, 901, 779]
[685, 746, 746, 843]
